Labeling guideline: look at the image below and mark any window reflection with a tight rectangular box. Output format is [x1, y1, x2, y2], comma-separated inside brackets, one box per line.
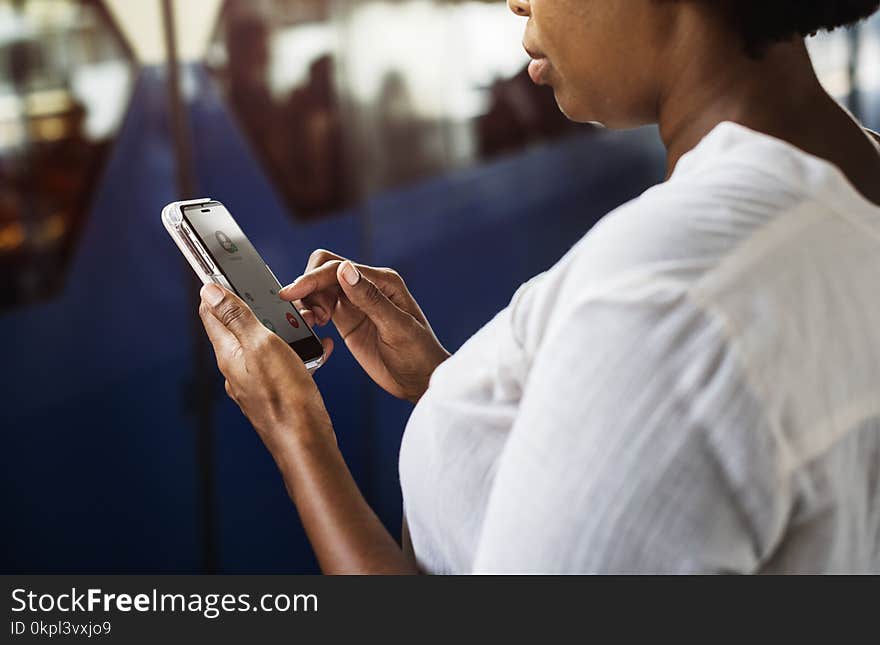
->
[807, 13, 880, 117]
[207, 1, 348, 219]
[207, 0, 586, 221]
[0, 0, 135, 310]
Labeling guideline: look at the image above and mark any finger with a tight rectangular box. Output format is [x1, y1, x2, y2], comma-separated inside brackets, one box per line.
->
[281, 260, 404, 304]
[335, 261, 409, 337]
[199, 301, 247, 382]
[321, 336, 334, 363]
[318, 294, 367, 339]
[278, 246, 347, 301]
[300, 308, 317, 328]
[299, 249, 348, 316]
[279, 260, 343, 302]
[352, 266, 413, 312]
[280, 262, 344, 326]
[201, 284, 266, 347]
[294, 276, 365, 336]
[305, 299, 334, 327]
[294, 299, 329, 328]
[283, 265, 409, 332]
[305, 248, 347, 272]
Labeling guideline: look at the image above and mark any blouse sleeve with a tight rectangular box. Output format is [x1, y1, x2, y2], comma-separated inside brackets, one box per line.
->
[470, 289, 787, 574]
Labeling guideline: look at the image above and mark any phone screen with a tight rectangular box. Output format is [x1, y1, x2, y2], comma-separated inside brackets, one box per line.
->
[182, 202, 322, 359]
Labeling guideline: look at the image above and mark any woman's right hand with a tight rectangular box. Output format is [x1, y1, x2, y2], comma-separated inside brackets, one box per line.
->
[279, 249, 451, 404]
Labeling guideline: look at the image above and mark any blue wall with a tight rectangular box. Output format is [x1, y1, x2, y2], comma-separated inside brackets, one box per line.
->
[0, 64, 667, 572]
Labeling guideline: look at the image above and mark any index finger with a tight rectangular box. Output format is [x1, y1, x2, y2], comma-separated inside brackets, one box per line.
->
[305, 248, 347, 273]
[279, 260, 343, 300]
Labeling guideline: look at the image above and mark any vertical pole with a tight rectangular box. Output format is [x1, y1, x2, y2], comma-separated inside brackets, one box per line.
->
[330, 0, 380, 523]
[160, 0, 218, 574]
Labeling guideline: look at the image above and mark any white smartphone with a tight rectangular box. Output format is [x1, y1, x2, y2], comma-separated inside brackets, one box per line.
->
[162, 198, 325, 372]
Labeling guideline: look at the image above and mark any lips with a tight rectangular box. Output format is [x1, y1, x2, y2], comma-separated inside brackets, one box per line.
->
[523, 42, 550, 85]
[527, 58, 550, 85]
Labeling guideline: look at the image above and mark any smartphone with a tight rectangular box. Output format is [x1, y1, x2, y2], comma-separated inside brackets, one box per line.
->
[162, 198, 325, 372]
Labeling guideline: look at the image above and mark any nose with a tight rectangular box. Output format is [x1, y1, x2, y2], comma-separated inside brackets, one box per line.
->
[508, 0, 530, 17]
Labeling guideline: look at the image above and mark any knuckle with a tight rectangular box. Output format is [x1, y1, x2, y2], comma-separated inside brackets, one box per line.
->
[364, 281, 384, 307]
[376, 267, 404, 290]
[253, 330, 276, 354]
[218, 300, 247, 328]
[309, 248, 335, 267]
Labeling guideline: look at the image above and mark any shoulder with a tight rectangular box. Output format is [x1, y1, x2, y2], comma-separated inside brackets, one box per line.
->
[572, 150, 810, 285]
[515, 123, 831, 364]
[524, 151, 808, 329]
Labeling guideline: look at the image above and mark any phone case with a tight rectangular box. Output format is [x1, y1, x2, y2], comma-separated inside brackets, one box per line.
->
[161, 198, 324, 373]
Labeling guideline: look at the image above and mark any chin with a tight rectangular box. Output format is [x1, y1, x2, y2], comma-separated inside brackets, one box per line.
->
[559, 100, 644, 130]
[552, 87, 602, 124]
[554, 97, 597, 124]
[553, 85, 644, 129]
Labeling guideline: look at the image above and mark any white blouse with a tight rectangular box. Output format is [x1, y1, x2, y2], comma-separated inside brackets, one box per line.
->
[398, 122, 880, 574]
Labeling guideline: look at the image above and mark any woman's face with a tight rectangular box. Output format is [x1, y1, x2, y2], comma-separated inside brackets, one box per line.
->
[510, 0, 681, 127]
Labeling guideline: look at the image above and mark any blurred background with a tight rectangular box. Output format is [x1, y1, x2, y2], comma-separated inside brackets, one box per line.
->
[1, 0, 878, 573]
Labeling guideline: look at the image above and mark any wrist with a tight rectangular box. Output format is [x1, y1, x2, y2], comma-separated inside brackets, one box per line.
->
[268, 418, 338, 487]
[406, 348, 451, 405]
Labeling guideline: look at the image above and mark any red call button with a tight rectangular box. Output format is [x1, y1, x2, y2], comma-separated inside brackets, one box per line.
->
[286, 312, 300, 328]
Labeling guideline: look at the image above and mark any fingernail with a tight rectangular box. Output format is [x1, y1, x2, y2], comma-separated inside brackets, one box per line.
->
[312, 305, 327, 323]
[341, 261, 360, 286]
[201, 283, 224, 306]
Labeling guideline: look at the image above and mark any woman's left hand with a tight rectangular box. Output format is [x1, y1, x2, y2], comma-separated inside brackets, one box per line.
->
[197, 282, 418, 574]
[198, 283, 336, 459]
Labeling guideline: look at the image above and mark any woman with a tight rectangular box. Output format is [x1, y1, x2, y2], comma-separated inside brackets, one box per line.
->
[198, 0, 880, 573]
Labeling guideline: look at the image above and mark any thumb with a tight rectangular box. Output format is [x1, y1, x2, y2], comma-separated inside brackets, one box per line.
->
[337, 261, 406, 332]
[200, 283, 265, 346]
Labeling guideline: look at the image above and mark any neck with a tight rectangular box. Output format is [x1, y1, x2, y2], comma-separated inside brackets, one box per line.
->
[657, 35, 828, 179]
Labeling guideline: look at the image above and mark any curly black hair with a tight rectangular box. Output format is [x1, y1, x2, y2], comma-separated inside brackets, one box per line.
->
[701, 0, 880, 56]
